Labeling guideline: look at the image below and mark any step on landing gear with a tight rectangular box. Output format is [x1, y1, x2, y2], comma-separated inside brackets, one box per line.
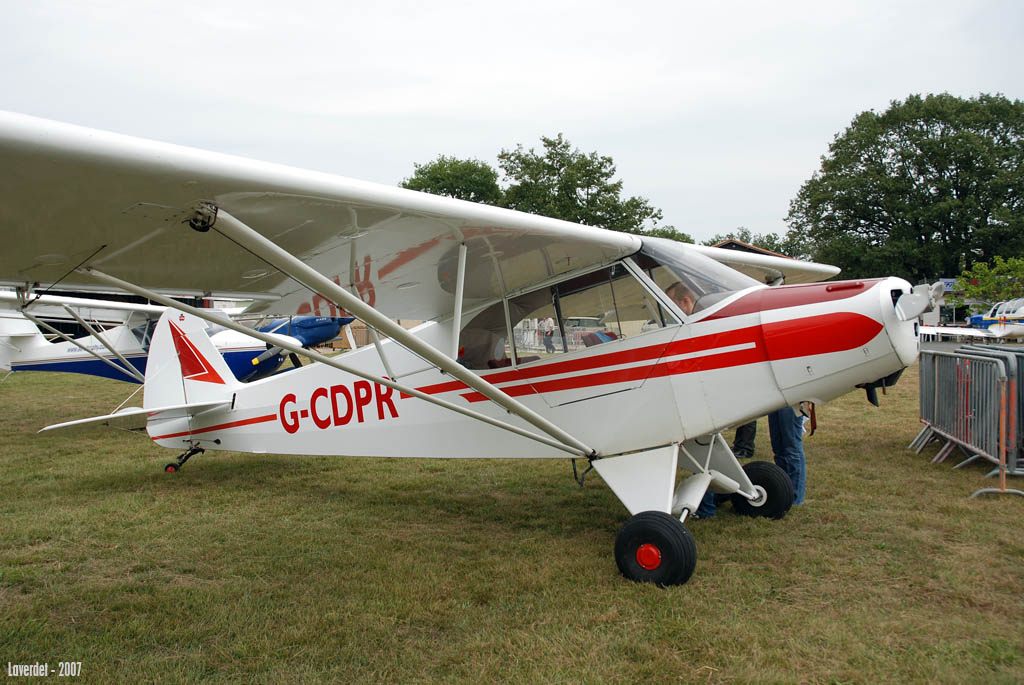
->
[164, 446, 204, 473]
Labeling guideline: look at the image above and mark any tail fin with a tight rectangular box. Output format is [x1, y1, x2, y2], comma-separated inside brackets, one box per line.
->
[144, 309, 240, 409]
[0, 309, 50, 371]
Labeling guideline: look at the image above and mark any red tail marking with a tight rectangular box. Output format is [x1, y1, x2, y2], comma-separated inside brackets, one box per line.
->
[168, 321, 226, 385]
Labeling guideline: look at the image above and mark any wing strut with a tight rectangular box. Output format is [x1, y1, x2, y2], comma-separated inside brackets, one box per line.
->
[198, 208, 596, 457]
[80, 268, 592, 458]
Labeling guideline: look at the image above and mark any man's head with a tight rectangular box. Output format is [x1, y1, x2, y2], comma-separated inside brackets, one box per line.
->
[666, 281, 696, 315]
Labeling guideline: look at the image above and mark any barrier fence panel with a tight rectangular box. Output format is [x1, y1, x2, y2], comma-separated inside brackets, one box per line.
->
[962, 345, 1024, 475]
[913, 349, 1024, 498]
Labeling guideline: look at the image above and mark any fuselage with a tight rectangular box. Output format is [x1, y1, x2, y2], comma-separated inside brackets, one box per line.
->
[146, 267, 919, 459]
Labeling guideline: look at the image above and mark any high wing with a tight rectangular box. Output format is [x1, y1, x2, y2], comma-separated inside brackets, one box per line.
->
[0, 112, 641, 321]
[688, 244, 839, 285]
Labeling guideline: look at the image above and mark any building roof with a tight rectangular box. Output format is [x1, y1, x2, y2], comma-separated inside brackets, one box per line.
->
[710, 238, 793, 260]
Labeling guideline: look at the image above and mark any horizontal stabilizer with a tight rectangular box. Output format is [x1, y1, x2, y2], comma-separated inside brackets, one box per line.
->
[39, 400, 231, 433]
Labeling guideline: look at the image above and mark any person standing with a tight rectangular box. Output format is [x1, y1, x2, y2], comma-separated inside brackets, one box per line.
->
[732, 420, 756, 458]
[768, 406, 806, 505]
[541, 316, 556, 353]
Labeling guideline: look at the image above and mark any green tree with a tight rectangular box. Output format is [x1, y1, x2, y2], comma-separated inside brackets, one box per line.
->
[497, 134, 665, 233]
[644, 226, 695, 243]
[950, 256, 1024, 313]
[401, 135, 686, 241]
[400, 155, 502, 204]
[786, 93, 1024, 282]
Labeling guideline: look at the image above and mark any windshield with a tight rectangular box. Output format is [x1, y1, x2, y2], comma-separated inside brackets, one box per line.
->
[636, 237, 760, 314]
[995, 298, 1024, 316]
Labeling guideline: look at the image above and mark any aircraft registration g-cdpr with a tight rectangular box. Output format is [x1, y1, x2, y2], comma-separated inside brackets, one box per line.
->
[0, 112, 941, 586]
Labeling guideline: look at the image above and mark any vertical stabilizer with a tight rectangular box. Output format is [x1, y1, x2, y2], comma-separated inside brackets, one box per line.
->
[0, 309, 50, 371]
[144, 309, 240, 409]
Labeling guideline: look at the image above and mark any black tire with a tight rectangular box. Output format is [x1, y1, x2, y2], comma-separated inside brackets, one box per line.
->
[164, 463, 179, 473]
[614, 511, 697, 586]
[731, 460, 793, 519]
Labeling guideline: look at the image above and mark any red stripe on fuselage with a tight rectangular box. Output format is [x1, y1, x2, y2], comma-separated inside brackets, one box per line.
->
[453, 312, 883, 403]
[150, 413, 277, 441]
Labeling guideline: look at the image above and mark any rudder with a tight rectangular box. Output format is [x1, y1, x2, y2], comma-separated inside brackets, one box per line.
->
[144, 309, 240, 409]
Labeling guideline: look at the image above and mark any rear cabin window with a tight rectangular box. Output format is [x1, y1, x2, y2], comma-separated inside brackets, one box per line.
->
[457, 263, 674, 370]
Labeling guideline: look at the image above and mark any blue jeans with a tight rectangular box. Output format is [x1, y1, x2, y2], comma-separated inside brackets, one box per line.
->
[769, 406, 806, 505]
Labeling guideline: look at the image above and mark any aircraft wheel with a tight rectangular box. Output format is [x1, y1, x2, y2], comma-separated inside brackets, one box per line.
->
[731, 461, 793, 519]
[614, 511, 696, 586]
[164, 463, 179, 473]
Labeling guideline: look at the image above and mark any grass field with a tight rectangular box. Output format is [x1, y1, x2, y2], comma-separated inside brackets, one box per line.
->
[1, 363, 1022, 683]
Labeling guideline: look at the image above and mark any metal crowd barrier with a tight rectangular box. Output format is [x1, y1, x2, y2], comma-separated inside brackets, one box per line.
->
[961, 345, 1024, 473]
[910, 349, 1024, 498]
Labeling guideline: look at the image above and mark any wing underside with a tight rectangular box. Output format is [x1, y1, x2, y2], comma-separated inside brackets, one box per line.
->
[0, 112, 640, 321]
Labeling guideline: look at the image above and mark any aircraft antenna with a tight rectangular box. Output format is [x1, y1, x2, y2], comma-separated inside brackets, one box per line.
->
[28, 244, 108, 305]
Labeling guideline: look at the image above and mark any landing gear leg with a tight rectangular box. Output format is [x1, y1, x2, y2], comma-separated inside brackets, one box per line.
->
[164, 446, 204, 473]
[591, 445, 699, 585]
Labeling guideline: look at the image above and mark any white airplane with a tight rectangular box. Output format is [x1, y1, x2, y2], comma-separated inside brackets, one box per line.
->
[0, 291, 304, 383]
[921, 297, 1024, 340]
[0, 112, 939, 585]
[0, 291, 354, 382]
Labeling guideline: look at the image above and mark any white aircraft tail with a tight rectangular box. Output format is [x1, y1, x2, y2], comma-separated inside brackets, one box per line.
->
[0, 309, 49, 371]
[144, 309, 241, 409]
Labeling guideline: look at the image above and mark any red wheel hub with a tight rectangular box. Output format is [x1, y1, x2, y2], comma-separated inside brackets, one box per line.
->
[635, 543, 662, 570]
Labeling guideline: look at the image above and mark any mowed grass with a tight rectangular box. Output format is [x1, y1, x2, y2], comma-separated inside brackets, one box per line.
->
[1, 364, 1023, 683]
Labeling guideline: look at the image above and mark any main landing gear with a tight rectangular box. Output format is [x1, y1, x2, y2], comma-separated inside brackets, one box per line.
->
[164, 446, 204, 473]
[594, 437, 796, 586]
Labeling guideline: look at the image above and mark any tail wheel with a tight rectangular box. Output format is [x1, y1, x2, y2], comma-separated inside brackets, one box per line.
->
[614, 511, 697, 586]
[731, 461, 793, 519]
[164, 463, 179, 473]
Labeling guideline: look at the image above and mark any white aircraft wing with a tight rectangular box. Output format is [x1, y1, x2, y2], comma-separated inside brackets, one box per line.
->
[0, 112, 641, 322]
[688, 244, 840, 285]
[0, 291, 166, 315]
[920, 324, 1024, 339]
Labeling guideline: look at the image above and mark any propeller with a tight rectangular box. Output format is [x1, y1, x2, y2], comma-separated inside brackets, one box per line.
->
[249, 333, 304, 369]
[895, 281, 944, 321]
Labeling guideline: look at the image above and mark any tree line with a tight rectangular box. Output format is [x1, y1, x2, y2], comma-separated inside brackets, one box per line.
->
[401, 93, 1024, 307]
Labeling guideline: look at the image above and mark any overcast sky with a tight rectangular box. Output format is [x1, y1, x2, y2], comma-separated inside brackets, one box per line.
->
[2, 0, 1022, 242]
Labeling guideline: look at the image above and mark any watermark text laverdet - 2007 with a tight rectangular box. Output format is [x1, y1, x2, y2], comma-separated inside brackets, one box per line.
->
[7, 662, 81, 677]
